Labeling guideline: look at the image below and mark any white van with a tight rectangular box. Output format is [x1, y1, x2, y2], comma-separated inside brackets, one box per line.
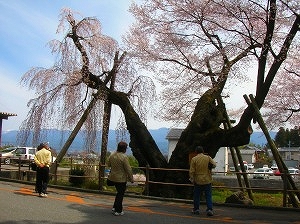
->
[12, 147, 37, 164]
[0, 147, 17, 164]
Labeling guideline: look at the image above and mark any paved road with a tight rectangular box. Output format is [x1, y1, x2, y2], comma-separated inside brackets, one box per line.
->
[0, 181, 299, 224]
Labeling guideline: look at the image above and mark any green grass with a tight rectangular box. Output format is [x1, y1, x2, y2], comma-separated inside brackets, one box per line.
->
[251, 192, 283, 207]
[212, 189, 234, 202]
[212, 189, 283, 207]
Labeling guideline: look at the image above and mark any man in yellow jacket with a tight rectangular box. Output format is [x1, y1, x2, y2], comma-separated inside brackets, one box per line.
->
[189, 146, 216, 216]
[34, 142, 51, 197]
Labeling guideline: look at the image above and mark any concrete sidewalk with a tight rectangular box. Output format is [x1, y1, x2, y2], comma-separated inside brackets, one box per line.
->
[0, 180, 299, 224]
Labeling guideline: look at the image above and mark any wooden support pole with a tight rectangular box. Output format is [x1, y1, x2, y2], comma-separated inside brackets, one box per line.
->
[244, 94, 299, 208]
[217, 97, 253, 201]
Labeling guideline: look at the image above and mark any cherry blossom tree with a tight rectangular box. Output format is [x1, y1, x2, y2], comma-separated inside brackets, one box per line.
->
[124, 0, 299, 197]
[19, 0, 299, 198]
[19, 8, 167, 173]
[264, 64, 300, 129]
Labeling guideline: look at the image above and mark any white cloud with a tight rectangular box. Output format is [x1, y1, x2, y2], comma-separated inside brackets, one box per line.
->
[0, 0, 135, 131]
[0, 71, 33, 131]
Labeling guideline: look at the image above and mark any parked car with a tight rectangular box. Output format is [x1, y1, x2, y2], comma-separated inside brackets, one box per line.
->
[0, 147, 17, 164]
[229, 166, 236, 172]
[273, 168, 299, 178]
[229, 164, 249, 173]
[11, 147, 37, 164]
[248, 164, 254, 169]
[253, 168, 272, 179]
[265, 168, 274, 176]
[271, 164, 278, 170]
[274, 169, 281, 176]
[288, 168, 299, 179]
[274, 168, 289, 177]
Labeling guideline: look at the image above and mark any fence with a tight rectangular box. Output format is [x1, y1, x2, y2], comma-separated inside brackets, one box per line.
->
[0, 157, 299, 207]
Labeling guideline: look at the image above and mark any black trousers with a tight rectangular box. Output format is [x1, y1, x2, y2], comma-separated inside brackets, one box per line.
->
[113, 182, 127, 212]
[36, 166, 49, 194]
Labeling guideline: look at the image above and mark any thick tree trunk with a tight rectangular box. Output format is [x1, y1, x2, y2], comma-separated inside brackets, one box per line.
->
[108, 84, 254, 197]
[108, 90, 168, 183]
[157, 88, 253, 198]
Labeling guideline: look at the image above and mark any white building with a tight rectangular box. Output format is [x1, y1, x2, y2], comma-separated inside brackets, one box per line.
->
[166, 128, 229, 174]
[228, 146, 258, 166]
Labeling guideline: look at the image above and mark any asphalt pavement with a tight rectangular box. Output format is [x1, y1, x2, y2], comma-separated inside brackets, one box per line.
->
[0, 180, 299, 224]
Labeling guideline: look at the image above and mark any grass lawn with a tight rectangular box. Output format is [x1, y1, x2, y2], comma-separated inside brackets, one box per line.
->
[212, 189, 283, 207]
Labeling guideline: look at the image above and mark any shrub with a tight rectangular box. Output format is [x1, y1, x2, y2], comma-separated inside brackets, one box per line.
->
[69, 167, 85, 187]
[83, 179, 99, 190]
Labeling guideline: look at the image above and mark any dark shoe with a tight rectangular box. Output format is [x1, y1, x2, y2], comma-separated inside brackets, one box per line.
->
[207, 210, 213, 216]
[192, 209, 200, 215]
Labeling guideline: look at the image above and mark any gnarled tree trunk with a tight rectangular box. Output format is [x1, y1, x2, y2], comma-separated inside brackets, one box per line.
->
[108, 84, 253, 197]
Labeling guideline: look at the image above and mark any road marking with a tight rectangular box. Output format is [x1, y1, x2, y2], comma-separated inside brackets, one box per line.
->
[65, 194, 85, 204]
[15, 187, 35, 195]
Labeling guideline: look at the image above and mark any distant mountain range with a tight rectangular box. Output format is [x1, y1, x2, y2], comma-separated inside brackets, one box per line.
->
[1, 128, 170, 155]
[250, 131, 276, 146]
[1, 128, 276, 155]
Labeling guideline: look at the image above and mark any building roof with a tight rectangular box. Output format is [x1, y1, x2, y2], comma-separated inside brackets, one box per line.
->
[166, 128, 184, 139]
[228, 149, 257, 154]
[0, 112, 17, 119]
[277, 147, 300, 152]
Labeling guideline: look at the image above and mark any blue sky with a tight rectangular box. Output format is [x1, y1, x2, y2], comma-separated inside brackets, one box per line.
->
[0, 0, 257, 132]
[0, 0, 140, 131]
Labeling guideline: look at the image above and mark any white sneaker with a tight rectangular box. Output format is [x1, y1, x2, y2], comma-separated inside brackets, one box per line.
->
[39, 193, 47, 197]
[113, 211, 124, 216]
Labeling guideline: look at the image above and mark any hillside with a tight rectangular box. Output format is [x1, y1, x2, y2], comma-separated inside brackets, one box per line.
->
[250, 131, 276, 147]
[1, 128, 275, 155]
[1, 128, 169, 155]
